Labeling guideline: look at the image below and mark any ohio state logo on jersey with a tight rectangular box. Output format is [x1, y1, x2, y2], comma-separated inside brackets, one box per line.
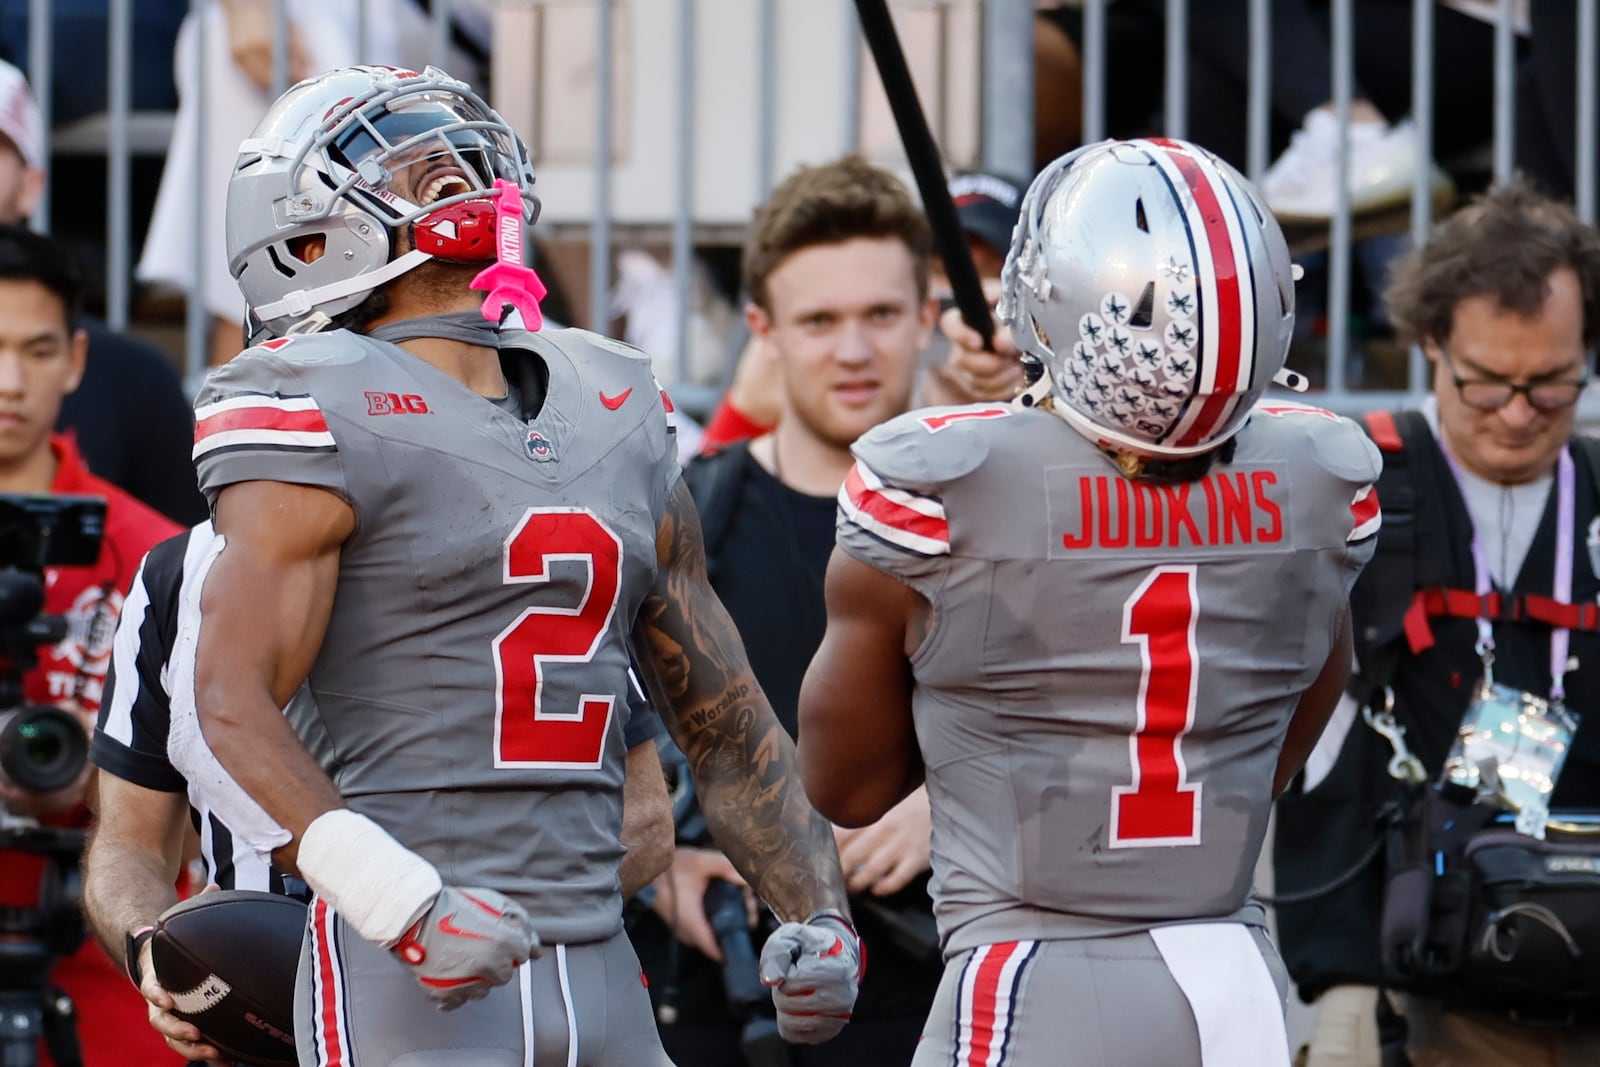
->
[51, 583, 122, 673]
[525, 429, 557, 461]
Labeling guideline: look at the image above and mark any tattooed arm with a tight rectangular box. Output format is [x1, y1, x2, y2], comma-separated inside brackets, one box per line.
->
[631, 479, 849, 923]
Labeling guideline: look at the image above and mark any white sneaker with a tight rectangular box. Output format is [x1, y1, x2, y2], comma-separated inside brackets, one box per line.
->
[1260, 110, 1453, 222]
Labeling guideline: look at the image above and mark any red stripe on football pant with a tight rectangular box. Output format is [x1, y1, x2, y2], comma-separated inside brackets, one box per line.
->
[965, 942, 1020, 1067]
[844, 466, 948, 544]
[315, 901, 345, 1067]
[194, 405, 330, 443]
[1149, 140, 1246, 447]
[1351, 486, 1381, 531]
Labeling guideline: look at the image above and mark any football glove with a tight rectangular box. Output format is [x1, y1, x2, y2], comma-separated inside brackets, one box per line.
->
[391, 886, 542, 1011]
[758, 910, 864, 1043]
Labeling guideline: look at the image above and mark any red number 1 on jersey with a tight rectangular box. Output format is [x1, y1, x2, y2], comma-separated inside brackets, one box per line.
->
[493, 508, 623, 768]
[1110, 565, 1203, 847]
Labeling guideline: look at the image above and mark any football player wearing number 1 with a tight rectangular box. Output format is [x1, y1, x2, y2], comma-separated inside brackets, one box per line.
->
[798, 138, 1383, 1067]
[185, 65, 856, 1066]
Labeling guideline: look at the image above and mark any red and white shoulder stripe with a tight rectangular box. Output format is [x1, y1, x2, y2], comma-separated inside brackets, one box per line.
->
[193, 391, 336, 461]
[839, 460, 949, 558]
[1349, 484, 1381, 543]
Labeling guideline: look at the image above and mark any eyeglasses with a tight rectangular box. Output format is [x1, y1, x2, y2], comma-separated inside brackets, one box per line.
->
[1439, 348, 1589, 413]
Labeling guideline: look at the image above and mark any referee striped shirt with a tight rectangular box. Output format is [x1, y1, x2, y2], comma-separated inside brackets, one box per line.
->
[90, 521, 287, 894]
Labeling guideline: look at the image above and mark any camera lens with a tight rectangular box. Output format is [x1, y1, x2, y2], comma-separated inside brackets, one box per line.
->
[0, 705, 89, 793]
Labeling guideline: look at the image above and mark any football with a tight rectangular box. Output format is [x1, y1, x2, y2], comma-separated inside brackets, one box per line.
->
[151, 890, 307, 1067]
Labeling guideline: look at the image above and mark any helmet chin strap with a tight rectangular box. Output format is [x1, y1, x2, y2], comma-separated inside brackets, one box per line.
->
[1273, 366, 1310, 392]
[251, 247, 434, 324]
[1014, 374, 1058, 413]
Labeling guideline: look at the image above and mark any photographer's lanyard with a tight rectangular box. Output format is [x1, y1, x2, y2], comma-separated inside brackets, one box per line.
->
[1443, 443, 1575, 702]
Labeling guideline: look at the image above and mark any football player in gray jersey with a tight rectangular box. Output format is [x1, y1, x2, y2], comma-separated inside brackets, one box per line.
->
[798, 138, 1383, 1067]
[181, 65, 858, 1067]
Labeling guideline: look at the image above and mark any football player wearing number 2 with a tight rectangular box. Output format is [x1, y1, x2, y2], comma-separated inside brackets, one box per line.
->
[798, 138, 1383, 1067]
[185, 66, 856, 1066]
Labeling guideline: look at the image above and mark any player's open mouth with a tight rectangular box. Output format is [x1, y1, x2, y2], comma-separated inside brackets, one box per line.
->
[419, 171, 473, 205]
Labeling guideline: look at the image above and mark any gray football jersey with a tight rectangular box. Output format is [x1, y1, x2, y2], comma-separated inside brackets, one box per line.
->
[839, 399, 1381, 954]
[193, 325, 678, 944]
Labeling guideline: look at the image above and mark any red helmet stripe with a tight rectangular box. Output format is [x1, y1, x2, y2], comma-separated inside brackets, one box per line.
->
[1147, 139, 1249, 447]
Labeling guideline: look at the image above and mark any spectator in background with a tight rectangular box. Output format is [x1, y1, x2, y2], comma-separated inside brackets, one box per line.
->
[1274, 181, 1600, 1067]
[0, 224, 181, 1067]
[698, 168, 1026, 452]
[631, 155, 940, 1066]
[0, 61, 204, 525]
[138, 0, 456, 372]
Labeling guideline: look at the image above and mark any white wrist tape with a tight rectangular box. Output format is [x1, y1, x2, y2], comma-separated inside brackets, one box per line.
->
[296, 809, 442, 947]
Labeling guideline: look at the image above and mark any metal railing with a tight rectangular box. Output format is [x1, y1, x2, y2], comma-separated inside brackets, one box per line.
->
[9, 0, 1596, 417]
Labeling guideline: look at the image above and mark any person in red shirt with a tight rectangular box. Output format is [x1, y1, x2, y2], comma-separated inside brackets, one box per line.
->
[0, 224, 181, 1067]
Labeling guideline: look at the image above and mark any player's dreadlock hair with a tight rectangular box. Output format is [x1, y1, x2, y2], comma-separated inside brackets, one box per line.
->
[744, 154, 934, 311]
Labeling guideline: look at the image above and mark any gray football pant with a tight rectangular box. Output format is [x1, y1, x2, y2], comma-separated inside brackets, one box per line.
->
[295, 902, 674, 1067]
[913, 924, 1291, 1067]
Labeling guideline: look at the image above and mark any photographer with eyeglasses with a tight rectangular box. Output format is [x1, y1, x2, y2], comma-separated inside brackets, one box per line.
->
[1273, 179, 1600, 1067]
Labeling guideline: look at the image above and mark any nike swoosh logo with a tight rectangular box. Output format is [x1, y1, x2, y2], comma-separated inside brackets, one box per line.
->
[438, 914, 490, 940]
[599, 388, 633, 410]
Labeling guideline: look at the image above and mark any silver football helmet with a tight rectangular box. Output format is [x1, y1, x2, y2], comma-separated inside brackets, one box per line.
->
[226, 65, 539, 339]
[999, 138, 1296, 459]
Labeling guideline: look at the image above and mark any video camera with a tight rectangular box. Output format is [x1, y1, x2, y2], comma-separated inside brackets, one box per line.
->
[0, 493, 106, 1067]
[0, 494, 105, 797]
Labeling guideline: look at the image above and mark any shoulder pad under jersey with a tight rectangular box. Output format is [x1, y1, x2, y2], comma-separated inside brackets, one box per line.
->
[192, 337, 350, 507]
[850, 403, 1017, 491]
[1244, 399, 1383, 486]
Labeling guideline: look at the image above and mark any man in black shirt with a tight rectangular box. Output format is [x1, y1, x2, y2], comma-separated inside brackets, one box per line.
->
[631, 155, 938, 1065]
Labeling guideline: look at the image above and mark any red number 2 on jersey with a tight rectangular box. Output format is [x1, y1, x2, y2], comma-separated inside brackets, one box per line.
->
[492, 508, 623, 768]
[1110, 565, 1203, 847]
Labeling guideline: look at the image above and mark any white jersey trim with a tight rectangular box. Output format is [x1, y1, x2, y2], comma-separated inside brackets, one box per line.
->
[193, 427, 338, 460]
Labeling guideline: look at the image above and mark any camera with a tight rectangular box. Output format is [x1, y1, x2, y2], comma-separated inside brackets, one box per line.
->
[703, 879, 788, 1067]
[0, 494, 105, 800]
[0, 707, 88, 793]
[0, 493, 105, 1067]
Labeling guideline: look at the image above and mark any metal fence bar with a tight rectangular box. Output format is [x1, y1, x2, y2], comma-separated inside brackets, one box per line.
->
[983, 0, 1033, 176]
[357, 0, 371, 66]
[186, 0, 209, 380]
[842, 0, 861, 152]
[1164, 0, 1187, 139]
[272, 0, 290, 96]
[1492, 0, 1515, 181]
[1408, 0, 1435, 392]
[106, 0, 131, 329]
[674, 0, 695, 383]
[1081, 0, 1106, 145]
[757, 0, 776, 198]
[432, 0, 453, 69]
[27, 0, 50, 231]
[1325, 0, 1354, 395]
[590, 0, 613, 333]
[1245, 0, 1270, 183]
[1579, 0, 1598, 224]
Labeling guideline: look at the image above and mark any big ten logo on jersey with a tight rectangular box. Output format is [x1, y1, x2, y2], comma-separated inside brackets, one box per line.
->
[1050, 465, 1291, 554]
[365, 391, 431, 416]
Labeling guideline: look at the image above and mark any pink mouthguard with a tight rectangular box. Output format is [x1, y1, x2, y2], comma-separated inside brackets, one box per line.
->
[470, 179, 548, 330]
